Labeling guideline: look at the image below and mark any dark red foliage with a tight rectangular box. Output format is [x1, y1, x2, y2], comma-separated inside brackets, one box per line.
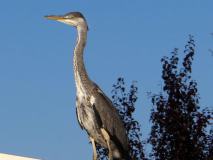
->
[149, 36, 213, 160]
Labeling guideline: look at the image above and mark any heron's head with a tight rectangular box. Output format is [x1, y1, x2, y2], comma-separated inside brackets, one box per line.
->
[45, 12, 88, 30]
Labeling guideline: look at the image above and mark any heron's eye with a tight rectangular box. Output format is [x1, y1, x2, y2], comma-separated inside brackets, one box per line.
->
[64, 15, 72, 19]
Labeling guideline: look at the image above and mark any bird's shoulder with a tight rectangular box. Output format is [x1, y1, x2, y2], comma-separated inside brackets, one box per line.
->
[89, 83, 115, 109]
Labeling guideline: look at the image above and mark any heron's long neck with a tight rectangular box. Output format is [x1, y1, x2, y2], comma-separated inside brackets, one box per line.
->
[73, 27, 93, 93]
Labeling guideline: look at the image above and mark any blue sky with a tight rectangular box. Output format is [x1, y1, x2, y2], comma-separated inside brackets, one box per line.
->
[0, 0, 212, 159]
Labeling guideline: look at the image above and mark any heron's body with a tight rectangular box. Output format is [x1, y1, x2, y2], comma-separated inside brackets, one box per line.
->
[45, 12, 129, 160]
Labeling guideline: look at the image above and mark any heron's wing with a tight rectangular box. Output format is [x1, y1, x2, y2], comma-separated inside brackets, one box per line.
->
[91, 84, 129, 152]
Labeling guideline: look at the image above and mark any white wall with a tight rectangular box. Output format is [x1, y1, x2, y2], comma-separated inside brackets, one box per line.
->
[0, 153, 40, 160]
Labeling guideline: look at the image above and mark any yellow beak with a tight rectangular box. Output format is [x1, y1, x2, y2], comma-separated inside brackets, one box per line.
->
[44, 15, 65, 21]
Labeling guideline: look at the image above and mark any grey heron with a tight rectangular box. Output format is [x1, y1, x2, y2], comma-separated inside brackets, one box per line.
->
[45, 12, 129, 160]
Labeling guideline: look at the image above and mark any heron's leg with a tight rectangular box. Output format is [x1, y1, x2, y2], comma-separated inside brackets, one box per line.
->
[101, 128, 113, 160]
[89, 137, 97, 160]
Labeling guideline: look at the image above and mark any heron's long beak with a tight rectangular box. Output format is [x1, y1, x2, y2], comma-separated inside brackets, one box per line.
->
[45, 15, 66, 21]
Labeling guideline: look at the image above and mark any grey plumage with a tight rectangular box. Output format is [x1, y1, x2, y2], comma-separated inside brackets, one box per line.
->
[45, 12, 129, 160]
